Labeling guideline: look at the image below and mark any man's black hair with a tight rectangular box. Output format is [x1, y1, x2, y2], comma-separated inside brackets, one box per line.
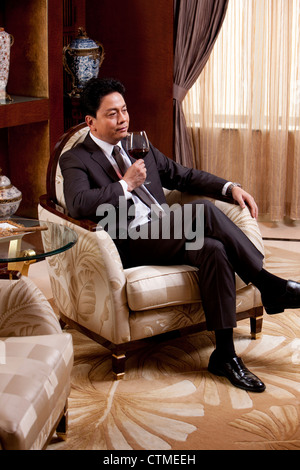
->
[80, 77, 126, 118]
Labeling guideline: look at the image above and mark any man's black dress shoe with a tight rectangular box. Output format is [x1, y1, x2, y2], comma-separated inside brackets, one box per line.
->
[262, 280, 300, 315]
[208, 351, 266, 392]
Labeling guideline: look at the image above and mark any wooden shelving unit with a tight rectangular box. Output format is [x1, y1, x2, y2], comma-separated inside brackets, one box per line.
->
[0, 0, 63, 218]
[0, 97, 49, 128]
[0, 0, 173, 218]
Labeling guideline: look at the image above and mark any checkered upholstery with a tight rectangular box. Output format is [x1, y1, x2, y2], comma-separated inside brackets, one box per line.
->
[0, 334, 73, 450]
[0, 277, 74, 450]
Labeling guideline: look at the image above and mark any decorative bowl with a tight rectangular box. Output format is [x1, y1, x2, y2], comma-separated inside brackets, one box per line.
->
[0, 169, 22, 218]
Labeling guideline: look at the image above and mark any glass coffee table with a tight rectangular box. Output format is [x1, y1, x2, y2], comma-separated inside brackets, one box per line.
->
[0, 217, 78, 277]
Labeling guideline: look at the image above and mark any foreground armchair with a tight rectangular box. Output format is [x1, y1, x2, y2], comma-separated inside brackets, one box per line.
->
[0, 276, 73, 450]
[39, 123, 265, 379]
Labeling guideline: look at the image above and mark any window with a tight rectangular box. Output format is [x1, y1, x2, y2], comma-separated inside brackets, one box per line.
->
[183, 0, 300, 131]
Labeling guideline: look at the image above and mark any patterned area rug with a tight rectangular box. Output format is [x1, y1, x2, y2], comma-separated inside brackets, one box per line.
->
[49, 244, 300, 450]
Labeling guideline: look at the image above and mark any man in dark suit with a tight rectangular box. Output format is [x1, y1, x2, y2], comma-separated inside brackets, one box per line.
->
[60, 77, 300, 393]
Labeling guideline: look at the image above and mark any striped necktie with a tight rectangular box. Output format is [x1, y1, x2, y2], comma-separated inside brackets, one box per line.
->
[112, 145, 127, 176]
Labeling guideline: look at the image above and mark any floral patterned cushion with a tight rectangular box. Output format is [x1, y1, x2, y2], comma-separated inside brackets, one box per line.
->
[39, 196, 264, 345]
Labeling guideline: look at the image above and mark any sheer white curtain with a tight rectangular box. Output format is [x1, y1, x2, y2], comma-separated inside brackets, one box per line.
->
[183, 0, 300, 221]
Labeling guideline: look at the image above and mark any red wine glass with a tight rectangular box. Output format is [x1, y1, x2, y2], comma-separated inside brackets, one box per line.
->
[127, 131, 150, 184]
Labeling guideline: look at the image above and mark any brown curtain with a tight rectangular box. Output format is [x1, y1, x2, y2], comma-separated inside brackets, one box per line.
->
[173, 0, 229, 166]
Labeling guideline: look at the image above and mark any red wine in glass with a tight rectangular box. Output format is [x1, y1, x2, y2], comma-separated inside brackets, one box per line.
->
[127, 131, 150, 184]
[128, 148, 149, 160]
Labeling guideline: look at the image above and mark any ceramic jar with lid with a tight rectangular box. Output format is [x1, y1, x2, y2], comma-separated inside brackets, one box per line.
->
[63, 27, 104, 97]
[0, 169, 22, 218]
[0, 27, 14, 104]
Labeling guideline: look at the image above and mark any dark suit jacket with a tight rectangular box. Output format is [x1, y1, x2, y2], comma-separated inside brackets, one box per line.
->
[60, 133, 229, 227]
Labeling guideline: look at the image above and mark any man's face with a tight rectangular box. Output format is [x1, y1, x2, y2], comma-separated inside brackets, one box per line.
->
[86, 92, 130, 144]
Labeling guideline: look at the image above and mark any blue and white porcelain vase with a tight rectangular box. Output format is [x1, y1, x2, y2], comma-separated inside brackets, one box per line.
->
[63, 27, 104, 97]
[0, 27, 14, 104]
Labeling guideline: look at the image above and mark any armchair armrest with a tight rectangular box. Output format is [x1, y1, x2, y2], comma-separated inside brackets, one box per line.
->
[39, 194, 97, 232]
[165, 189, 264, 256]
[0, 277, 62, 337]
[38, 202, 131, 344]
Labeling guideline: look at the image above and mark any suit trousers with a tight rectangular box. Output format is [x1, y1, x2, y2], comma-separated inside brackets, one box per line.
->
[121, 199, 264, 331]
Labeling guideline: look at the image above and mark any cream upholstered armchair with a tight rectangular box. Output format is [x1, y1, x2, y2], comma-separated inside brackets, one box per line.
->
[0, 276, 73, 450]
[39, 123, 265, 379]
